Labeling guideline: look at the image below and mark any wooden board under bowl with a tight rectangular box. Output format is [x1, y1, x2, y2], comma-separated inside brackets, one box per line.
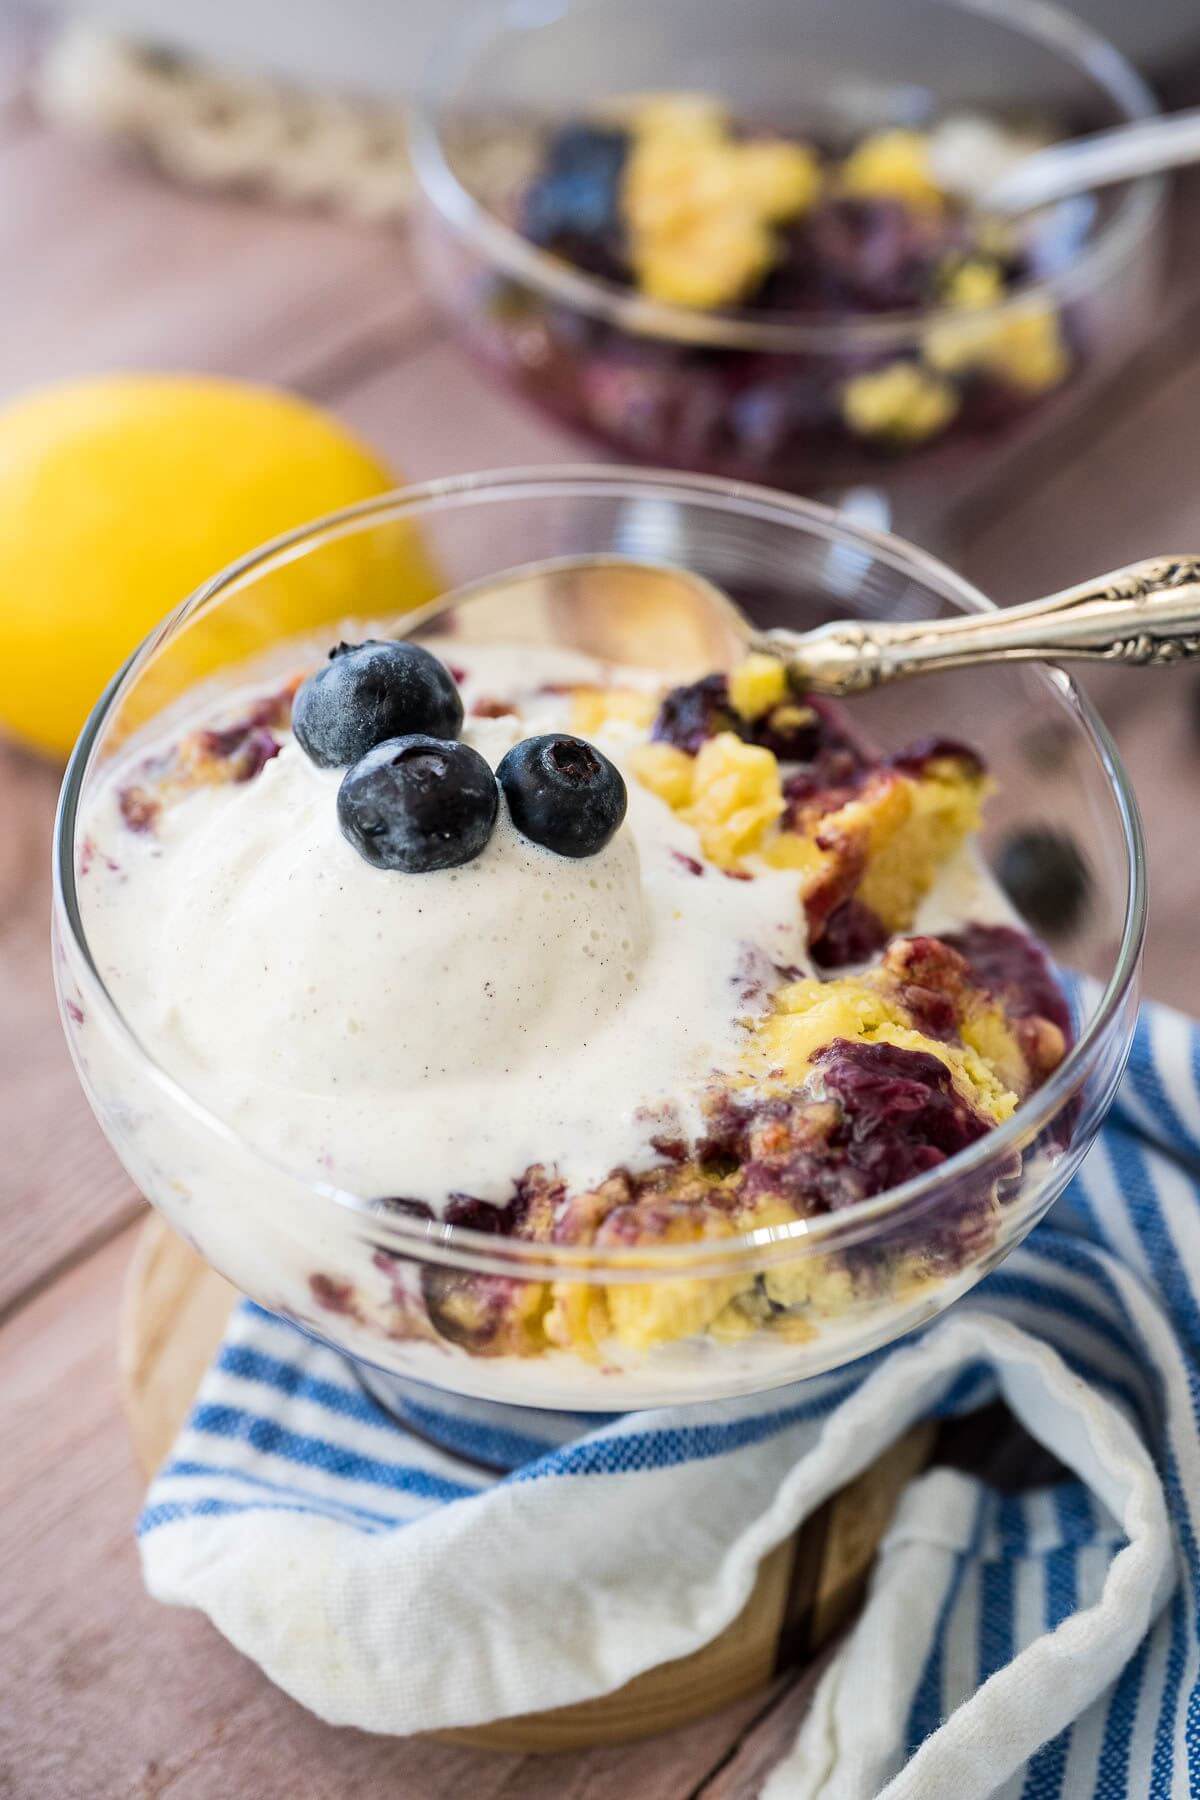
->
[119, 1215, 935, 1752]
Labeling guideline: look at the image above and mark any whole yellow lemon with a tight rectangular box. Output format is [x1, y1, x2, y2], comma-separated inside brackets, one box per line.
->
[0, 374, 436, 758]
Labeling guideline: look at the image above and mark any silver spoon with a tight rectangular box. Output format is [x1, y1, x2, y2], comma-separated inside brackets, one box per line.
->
[394, 552, 1200, 697]
[980, 108, 1200, 215]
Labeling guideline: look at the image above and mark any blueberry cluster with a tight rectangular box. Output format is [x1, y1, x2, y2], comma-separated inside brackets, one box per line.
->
[291, 641, 627, 871]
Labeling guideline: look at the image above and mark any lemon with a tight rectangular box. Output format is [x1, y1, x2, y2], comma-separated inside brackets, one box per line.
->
[0, 374, 437, 758]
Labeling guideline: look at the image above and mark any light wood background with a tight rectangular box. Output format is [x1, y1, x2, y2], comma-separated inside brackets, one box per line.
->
[3, 7, 1200, 1793]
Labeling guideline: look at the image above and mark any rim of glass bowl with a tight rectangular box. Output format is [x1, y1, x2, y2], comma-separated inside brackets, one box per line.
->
[408, 0, 1165, 356]
[53, 466, 1146, 1283]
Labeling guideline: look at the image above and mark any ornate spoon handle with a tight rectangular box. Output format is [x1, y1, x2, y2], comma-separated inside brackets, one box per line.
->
[754, 556, 1200, 696]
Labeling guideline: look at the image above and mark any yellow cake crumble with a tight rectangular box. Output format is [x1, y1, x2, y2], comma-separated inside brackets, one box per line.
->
[924, 301, 1070, 394]
[622, 94, 821, 309]
[631, 665, 987, 941]
[842, 362, 960, 446]
[570, 685, 659, 737]
[728, 651, 790, 720]
[939, 257, 1006, 310]
[839, 128, 943, 211]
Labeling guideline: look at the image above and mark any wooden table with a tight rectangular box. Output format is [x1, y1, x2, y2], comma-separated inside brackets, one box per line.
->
[4, 10, 1200, 1793]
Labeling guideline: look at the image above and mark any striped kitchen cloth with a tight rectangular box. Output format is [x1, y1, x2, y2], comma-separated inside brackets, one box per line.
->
[139, 997, 1200, 1798]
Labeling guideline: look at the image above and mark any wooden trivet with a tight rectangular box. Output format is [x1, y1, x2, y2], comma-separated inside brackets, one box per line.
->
[120, 1215, 935, 1751]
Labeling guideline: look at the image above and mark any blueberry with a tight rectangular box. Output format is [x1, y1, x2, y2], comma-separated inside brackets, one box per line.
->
[419, 1268, 520, 1353]
[810, 898, 889, 969]
[994, 827, 1093, 936]
[370, 1196, 434, 1223]
[520, 123, 631, 282]
[814, 1038, 991, 1188]
[444, 1194, 514, 1234]
[652, 674, 741, 754]
[791, 198, 962, 314]
[369, 1197, 435, 1269]
[293, 640, 463, 769]
[338, 734, 498, 872]
[890, 736, 985, 780]
[497, 733, 627, 858]
[941, 922, 1071, 1038]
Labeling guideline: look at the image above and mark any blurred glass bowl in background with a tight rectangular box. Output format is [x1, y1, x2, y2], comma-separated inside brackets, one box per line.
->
[409, 0, 1165, 538]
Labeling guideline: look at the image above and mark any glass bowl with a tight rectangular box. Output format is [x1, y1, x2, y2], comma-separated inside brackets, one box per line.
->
[409, 0, 1165, 536]
[53, 468, 1143, 1450]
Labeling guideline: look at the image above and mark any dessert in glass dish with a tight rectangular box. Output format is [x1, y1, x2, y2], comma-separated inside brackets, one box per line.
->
[410, 0, 1164, 535]
[54, 469, 1142, 1455]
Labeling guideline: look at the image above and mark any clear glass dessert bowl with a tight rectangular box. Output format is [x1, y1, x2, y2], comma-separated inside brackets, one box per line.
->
[410, 0, 1164, 538]
[52, 468, 1143, 1449]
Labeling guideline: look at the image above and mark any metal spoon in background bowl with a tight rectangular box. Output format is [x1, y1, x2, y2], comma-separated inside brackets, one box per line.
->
[393, 553, 1200, 697]
[979, 108, 1200, 215]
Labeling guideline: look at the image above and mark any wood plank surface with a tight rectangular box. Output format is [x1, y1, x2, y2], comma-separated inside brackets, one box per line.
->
[2, 7, 1200, 1793]
[335, 333, 601, 483]
[959, 170, 1200, 1008]
[0, 115, 433, 406]
[0, 738, 141, 1321]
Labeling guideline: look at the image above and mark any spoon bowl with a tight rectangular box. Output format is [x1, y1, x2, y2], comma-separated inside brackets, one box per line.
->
[394, 547, 1200, 698]
[393, 555, 748, 675]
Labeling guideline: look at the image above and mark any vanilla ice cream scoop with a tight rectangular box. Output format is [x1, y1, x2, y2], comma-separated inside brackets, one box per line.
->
[158, 738, 651, 1094]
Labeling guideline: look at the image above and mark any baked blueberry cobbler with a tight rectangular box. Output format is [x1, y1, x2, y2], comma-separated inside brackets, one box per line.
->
[76, 626, 1069, 1386]
[443, 95, 1086, 485]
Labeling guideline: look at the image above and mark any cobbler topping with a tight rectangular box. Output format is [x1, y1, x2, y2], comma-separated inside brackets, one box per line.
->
[651, 662, 860, 769]
[637, 669, 989, 981]
[357, 918, 1065, 1360]
[743, 1038, 993, 1207]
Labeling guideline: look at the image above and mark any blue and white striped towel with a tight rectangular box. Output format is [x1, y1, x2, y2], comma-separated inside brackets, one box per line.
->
[140, 997, 1200, 1799]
